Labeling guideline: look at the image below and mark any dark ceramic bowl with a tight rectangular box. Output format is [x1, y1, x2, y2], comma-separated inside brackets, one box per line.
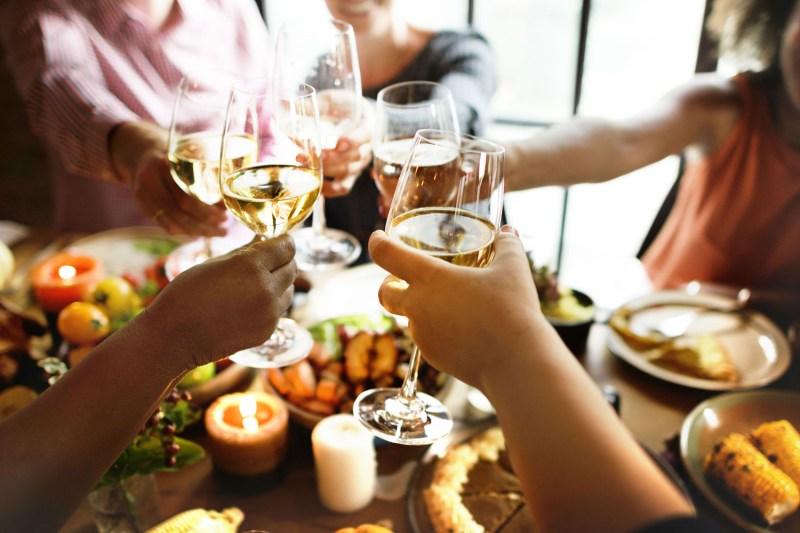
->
[545, 289, 595, 355]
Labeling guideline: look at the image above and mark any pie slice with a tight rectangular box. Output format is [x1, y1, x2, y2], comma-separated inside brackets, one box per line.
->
[650, 335, 738, 382]
[461, 493, 525, 531]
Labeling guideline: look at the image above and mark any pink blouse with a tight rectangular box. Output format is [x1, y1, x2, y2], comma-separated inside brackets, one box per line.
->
[0, 0, 270, 232]
[643, 74, 800, 292]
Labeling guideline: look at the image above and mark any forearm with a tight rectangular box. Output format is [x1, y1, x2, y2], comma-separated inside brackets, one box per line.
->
[0, 310, 186, 531]
[481, 320, 693, 533]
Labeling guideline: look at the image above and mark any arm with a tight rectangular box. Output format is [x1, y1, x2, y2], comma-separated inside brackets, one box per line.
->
[0, 235, 296, 532]
[369, 229, 694, 533]
[503, 74, 740, 191]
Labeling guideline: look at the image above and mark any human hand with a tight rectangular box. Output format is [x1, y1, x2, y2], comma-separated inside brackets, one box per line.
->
[320, 98, 374, 197]
[142, 235, 297, 371]
[110, 121, 228, 237]
[369, 227, 547, 387]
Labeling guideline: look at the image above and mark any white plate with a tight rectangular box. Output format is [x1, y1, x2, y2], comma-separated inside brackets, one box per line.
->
[680, 390, 800, 532]
[606, 290, 791, 391]
[65, 226, 187, 278]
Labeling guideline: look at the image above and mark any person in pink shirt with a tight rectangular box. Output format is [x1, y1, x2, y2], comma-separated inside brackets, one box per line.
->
[501, 0, 800, 326]
[0, 0, 369, 238]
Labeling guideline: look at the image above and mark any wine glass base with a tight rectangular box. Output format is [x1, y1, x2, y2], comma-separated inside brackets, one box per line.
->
[228, 318, 313, 368]
[353, 388, 453, 445]
[291, 227, 361, 271]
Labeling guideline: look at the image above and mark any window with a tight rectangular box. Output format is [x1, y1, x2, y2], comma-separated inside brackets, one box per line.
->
[263, 0, 708, 307]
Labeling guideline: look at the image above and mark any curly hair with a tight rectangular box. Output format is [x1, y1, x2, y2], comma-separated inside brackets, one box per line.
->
[707, 0, 797, 71]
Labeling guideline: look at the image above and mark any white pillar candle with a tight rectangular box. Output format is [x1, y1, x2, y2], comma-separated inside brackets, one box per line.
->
[311, 414, 377, 513]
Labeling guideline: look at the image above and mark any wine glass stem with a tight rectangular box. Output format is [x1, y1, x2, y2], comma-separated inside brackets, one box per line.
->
[399, 345, 422, 401]
[312, 194, 327, 239]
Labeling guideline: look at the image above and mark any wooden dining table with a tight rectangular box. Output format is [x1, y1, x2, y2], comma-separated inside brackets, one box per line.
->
[4, 226, 799, 533]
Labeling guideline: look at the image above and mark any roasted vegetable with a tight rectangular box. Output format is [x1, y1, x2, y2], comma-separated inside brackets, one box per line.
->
[344, 331, 372, 383]
[751, 420, 800, 487]
[704, 432, 799, 525]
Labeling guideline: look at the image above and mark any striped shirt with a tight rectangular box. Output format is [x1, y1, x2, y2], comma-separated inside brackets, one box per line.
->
[0, 0, 270, 232]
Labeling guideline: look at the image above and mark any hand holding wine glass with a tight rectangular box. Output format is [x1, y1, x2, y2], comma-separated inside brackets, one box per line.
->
[373, 81, 460, 217]
[354, 129, 505, 445]
[218, 78, 323, 368]
[274, 18, 365, 270]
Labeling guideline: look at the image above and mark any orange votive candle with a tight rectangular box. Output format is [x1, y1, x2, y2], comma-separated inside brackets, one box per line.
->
[29, 252, 104, 312]
[204, 391, 288, 476]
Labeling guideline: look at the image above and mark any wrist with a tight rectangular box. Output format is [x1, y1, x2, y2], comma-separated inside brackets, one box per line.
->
[109, 121, 167, 185]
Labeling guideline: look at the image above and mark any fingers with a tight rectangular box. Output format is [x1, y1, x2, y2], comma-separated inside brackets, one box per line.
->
[377, 275, 409, 316]
[368, 230, 438, 283]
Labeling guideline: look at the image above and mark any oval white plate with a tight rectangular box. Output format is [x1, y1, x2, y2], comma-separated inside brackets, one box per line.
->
[606, 290, 791, 391]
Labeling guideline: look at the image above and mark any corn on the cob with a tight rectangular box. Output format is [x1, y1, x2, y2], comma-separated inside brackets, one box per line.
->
[704, 433, 799, 525]
[751, 420, 800, 487]
[145, 507, 243, 533]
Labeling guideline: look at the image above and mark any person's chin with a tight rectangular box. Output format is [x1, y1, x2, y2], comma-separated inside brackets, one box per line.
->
[331, 0, 380, 20]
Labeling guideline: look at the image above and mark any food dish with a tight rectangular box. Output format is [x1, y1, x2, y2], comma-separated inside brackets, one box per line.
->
[606, 291, 791, 390]
[266, 313, 451, 429]
[409, 418, 692, 533]
[681, 390, 800, 532]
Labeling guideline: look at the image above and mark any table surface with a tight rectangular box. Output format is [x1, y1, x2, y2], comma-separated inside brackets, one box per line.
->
[5, 227, 799, 533]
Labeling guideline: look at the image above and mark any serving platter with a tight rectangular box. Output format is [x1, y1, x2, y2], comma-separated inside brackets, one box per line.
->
[408, 418, 693, 533]
[606, 290, 791, 391]
[680, 390, 800, 532]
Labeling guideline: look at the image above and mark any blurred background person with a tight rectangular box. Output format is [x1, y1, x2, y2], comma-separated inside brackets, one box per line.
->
[0, 0, 269, 237]
[501, 0, 800, 327]
[321, 0, 497, 263]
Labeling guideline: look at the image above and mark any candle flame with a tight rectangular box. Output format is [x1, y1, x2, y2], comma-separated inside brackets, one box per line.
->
[239, 394, 259, 433]
[58, 265, 77, 280]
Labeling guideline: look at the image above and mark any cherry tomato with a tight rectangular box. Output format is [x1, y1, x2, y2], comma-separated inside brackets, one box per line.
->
[57, 302, 110, 345]
[87, 276, 140, 319]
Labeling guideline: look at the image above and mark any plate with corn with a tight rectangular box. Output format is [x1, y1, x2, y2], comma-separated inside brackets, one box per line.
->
[680, 390, 800, 531]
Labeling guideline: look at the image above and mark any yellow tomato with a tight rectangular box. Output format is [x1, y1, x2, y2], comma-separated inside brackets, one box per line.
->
[87, 276, 139, 319]
[57, 302, 110, 345]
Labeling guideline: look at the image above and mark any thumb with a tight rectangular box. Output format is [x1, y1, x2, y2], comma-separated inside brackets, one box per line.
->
[490, 225, 529, 271]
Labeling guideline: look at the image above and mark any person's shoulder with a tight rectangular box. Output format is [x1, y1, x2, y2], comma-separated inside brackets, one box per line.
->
[667, 73, 741, 116]
[429, 28, 491, 49]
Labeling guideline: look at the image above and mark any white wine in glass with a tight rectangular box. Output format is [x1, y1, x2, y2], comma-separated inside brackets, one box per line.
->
[219, 77, 323, 368]
[165, 69, 257, 279]
[354, 129, 505, 445]
[274, 17, 363, 270]
[374, 81, 459, 214]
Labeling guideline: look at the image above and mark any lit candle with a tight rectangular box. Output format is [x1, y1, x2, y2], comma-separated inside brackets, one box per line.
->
[29, 252, 103, 312]
[204, 391, 288, 476]
[311, 414, 377, 513]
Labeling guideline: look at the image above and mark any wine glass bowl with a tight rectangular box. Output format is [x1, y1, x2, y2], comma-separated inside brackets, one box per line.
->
[354, 129, 505, 445]
[373, 81, 460, 213]
[218, 78, 323, 368]
[274, 18, 364, 270]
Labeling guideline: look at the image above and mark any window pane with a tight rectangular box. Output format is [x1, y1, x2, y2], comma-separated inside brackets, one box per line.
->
[475, 0, 582, 123]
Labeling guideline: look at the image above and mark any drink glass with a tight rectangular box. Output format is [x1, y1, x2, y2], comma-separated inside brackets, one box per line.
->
[373, 81, 459, 215]
[219, 78, 323, 368]
[165, 69, 257, 279]
[274, 18, 363, 270]
[354, 129, 505, 444]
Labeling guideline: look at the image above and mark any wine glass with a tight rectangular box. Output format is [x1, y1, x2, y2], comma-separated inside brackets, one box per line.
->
[373, 81, 460, 215]
[219, 77, 323, 368]
[354, 129, 505, 445]
[273, 18, 363, 270]
[165, 69, 256, 280]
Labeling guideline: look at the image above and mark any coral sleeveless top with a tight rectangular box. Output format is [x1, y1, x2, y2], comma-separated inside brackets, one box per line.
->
[642, 75, 800, 291]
